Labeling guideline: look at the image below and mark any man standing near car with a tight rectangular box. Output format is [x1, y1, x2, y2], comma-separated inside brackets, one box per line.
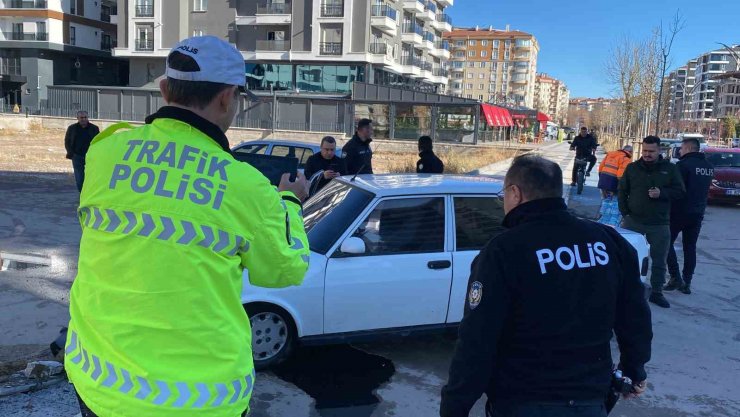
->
[619, 136, 685, 309]
[344, 118, 374, 175]
[65, 36, 310, 417]
[64, 111, 100, 192]
[416, 135, 444, 174]
[664, 138, 714, 295]
[569, 126, 598, 185]
[441, 155, 652, 417]
[304, 136, 347, 192]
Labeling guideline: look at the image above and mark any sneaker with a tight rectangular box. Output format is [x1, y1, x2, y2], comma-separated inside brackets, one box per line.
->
[664, 277, 684, 291]
[679, 283, 692, 295]
[570, 183, 576, 187]
[649, 292, 671, 308]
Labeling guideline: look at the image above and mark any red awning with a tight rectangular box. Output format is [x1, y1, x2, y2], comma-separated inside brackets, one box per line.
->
[481, 104, 514, 127]
[537, 112, 551, 122]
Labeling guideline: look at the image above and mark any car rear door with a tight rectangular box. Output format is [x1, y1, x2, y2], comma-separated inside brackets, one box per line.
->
[323, 195, 453, 334]
[447, 195, 506, 323]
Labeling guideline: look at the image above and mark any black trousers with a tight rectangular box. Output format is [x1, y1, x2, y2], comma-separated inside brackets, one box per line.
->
[667, 214, 703, 280]
[571, 155, 597, 183]
[487, 400, 607, 417]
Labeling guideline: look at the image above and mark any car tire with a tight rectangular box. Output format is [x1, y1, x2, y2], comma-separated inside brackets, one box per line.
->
[244, 303, 296, 370]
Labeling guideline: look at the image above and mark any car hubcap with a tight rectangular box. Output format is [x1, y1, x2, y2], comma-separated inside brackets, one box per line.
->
[250, 312, 288, 361]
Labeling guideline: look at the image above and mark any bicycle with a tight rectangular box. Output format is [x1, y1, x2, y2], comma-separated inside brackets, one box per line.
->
[574, 157, 589, 195]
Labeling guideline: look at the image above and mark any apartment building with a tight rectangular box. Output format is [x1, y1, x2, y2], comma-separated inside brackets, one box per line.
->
[114, 0, 453, 94]
[444, 26, 539, 108]
[713, 71, 740, 119]
[533, 73, 569, 124]
[0, 0, 123, 108]
[687, 47, 740, 121]
[667, 59, 697, 125]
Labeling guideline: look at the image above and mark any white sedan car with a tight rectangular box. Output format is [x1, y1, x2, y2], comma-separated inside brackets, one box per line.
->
[242, 175, 650, 368]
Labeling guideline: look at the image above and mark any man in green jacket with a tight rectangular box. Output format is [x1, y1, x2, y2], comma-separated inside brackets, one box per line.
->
[619, 136, 685, 308]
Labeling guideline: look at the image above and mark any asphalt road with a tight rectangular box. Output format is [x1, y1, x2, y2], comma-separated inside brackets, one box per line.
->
[1, 144, 739, 417]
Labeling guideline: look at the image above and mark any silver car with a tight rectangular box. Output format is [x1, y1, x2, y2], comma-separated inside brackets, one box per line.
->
[231, 140, 343, 171]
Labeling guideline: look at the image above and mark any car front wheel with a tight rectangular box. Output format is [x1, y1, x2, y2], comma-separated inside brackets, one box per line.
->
[244, 303, 296, 370]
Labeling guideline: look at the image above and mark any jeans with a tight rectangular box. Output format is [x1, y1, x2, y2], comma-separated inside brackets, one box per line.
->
[488, 400, 607, 417]
[622, 216, 671, 293]
[667, 214, 704, 281]
[72, 154, 86, 192]
[572, 155, 597, 183]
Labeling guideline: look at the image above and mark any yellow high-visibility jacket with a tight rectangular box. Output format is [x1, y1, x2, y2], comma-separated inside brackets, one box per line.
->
[65, 107, 309, 417]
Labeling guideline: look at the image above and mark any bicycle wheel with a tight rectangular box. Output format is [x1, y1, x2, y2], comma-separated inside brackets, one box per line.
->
[577, 169, 585, 195]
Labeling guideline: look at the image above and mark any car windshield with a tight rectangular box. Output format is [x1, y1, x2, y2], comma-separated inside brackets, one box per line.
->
[303, 181, 375, 254]
[706, 152, 740, 168]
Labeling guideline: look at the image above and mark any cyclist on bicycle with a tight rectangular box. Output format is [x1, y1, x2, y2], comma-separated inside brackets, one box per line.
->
[569, 126, 598, 186]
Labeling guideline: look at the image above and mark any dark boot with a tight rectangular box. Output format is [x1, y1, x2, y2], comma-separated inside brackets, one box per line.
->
[664, 274, 684, 291]
[649, 292, 671, 308]
[679, 275, 692, 295]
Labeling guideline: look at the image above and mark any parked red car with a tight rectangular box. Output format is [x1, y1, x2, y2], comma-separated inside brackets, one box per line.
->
[705, 148, 740, 202]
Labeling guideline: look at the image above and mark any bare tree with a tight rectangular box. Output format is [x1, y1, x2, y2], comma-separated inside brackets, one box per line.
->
[654, 11, 685, 136]
[606, 36, 642, 137]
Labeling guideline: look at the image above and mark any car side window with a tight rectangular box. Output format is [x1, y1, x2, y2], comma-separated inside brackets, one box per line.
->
[352, 197, 445, 255]
[454, 197, 506, 251]
[300, 149, 314, 166]
[233, 144, 267, 155]
[272, 146, 313, 169]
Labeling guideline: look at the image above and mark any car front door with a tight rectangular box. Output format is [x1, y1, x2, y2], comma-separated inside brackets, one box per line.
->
[323, 196, 452, 334]
[448, 195, 506, 323]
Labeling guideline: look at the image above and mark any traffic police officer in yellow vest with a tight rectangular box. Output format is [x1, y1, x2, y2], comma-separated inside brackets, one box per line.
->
[65, 36, 310, 417]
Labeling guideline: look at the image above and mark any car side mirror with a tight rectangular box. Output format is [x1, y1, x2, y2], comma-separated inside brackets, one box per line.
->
[340, 237, 366, 255]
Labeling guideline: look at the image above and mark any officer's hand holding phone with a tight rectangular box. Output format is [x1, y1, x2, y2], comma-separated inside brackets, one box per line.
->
[279, 172, 309, 202]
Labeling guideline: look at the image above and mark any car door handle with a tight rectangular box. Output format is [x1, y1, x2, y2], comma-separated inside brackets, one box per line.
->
[428, 260, 451, 270]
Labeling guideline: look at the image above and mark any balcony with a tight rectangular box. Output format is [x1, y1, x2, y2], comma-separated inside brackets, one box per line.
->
[320, 2, 343, 17]
[431, 40, 450, 59]
[402, 0, 424, 14]
[135, 38, 154, 51]
[101, 41, 113, 51]
[433, 68, 449, 77]
[370, 5, 398, 36]
[418, 2, 436, 21]
[254, 2, 292, 25]
[420, 31, 434, 51]
[401, 22, 423, 45]
[433, 13, 452, 32]
[6, 0, 47, 7]
[134, 4, 154, 17]
[401, 56, 422, 76]
[3, 32, 48, 41]
[256, 40, 290, 51]
[438, 0, 453, 6]
[319, 42, 342, 56]
[369, 42, 395, 66]
[101, 12, 111, 22]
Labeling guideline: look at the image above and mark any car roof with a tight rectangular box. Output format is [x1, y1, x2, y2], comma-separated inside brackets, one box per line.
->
[705, 147, 740, 153]
[336, 174, 505, 196]
[233, 140, 329, 150]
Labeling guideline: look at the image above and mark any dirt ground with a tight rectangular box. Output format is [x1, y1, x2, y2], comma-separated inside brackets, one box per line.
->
[0, 128, 517, 174]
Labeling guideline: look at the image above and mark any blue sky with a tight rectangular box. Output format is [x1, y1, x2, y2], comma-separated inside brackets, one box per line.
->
[448, 0, 740, 98]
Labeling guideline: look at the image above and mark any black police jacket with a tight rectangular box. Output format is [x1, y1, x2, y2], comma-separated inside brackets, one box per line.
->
[440, 198, 652, 417]
[672, 152, 714, 218]
[343, 134, 373, 175]
[416, 150, 444, 174]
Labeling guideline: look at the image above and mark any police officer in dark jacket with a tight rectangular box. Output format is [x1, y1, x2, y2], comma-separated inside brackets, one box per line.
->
[440, 155, 652, 417]
[569, 126, 598, 184]
[417, 135, 444, 174]
[344, 118, 374, 175]
[304, 136, 347, 193]
[64, 111, 100, 192]
[664, 138, 713, 295]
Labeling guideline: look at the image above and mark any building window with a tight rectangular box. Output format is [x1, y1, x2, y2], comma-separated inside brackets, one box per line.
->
[481, 50, 487, 57]
[468, 50, 475, 57]
[467, 73, 473, 79]
[453, 82, 461, 89]
[193, 0, 207, 12]
[452, 61, 464, 68]
[101, 33, 112, 50]
[466, 83, 473, 89]
[296, 64, 364, 93]
[70, 26, 76, 45]
[468, 61, 475, 68]
[493, 40, 499, 47]
[479, 95, 484, 101]
[135, 0, 155, 17]
[135, 25, 154, 50]
[70, 0, 76, 14]
[454, 73, 463, 79]
[479, 73, 485, 79]
[455, 51, 464, 58]
[467, 94, 473, 99]
[456, 40, 464, 47]
[192, 28, 205, 36]
[504, 51, 510, 60]
[481, 40, 488, 46]
[479, 62, 486, 68]
[492, 62, 498, 71]
[468, 40, 476, 46]
[479, 84, 484, 90]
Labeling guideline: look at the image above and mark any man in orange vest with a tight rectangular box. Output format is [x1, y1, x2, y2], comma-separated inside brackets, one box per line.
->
[598, 145, 633, 196]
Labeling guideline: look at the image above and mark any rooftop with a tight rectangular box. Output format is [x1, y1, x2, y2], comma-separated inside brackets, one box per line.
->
[444, 28, 534, 39]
